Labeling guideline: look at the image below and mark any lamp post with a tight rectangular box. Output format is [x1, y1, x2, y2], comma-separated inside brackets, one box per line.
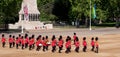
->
[89, 0, 92, 30]
[21, 16, 24, 33]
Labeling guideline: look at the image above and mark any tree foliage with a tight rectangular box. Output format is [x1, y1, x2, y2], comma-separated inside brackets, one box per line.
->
[0, 0, 119, 26]
[0, 0, 22, 24]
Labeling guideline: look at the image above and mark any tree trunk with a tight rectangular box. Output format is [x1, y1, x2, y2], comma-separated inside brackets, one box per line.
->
[99, 19, 102, 24]
[5, 23, 8, 31]
[116, 17, 119, 28]
[85, 17, 88, 28]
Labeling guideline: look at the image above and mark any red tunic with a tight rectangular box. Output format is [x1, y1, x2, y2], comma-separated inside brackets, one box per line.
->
[9, 38, 13, 43]
[51, 40, 57, 47]
[91, 40, 95, 46]
[18, 37, 21, 43]
[73, 35, 77, 40]
[58, 40, 64, 47]
[21, 39, 25, 45]
[83, 40, 87, 46]
[13, 38, 15, 43]
[25, 37, 29, 43]
[31, 39, 35, 44]
[65, 40, 71, 48]
[42, 40, 47, 46]
[75, 41, 80, 47]
[29, 40, 33, 45]
[16, 39, 19, 44]
[1, 37, 6, 43]
[95, 41, 99, 47]
[36, 40, 42, 46]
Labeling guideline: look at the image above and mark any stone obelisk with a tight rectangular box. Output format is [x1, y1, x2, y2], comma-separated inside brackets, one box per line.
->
[19, 0, 40, 21]
[9, 0, 53, 30]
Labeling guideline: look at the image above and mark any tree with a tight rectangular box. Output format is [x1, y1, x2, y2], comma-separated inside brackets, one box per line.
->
[52, 0, 71, 23]
[37, 0, 56, 21]
[0, 0, 22, 30]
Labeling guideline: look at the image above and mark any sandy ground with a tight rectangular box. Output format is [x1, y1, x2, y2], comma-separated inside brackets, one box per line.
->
[0, 28, 120, 57]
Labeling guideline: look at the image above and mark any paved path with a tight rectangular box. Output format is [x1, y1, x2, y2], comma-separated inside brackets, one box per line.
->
[1, 27, 120, 38]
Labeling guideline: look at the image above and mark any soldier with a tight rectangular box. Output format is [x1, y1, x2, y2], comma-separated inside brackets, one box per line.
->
[82, 37, 87, 52]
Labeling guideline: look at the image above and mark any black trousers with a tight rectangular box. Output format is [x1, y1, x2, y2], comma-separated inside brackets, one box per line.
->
[2, 42, 5, 48]
[83, 46, 87, 52]
[91, 46, 95, 51]
[16, 44, 19, 49]
[29, 45, 32, 50]
[13, 42, 15, 47]
[65, 47, 71, 53]
[25, 43, 28, 48]
[52, 46, 56, 52]
[19, 42, 21, 46]
[46, 45, 49, 50]
[75, 47, 79, 52]
[43, 46, 46, 52]
[32, 44, 35, 49]
[36, 46, 41, 51]
[9, 43, 12, 48]
[95, 47, 99, 53]
[21, 44, 24, 49]
[59, 47, 62, 53]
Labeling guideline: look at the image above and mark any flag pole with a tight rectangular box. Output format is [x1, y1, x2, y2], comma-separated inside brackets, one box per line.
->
[89, 0, 92, 30]
[21, 18, 24, 33]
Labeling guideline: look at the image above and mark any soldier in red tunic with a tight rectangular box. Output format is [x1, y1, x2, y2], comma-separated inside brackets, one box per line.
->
[18, 34, 21, 46]
[65, 36, 71, 53]
[1, 34, 6, 48]
[73, 33, 77, 44]
[31, 35, 35, 49]
[29, 37, 32, 50]
[95, 37, 99, 53]
[42, 37, 47, 52]
[12, 36, 15, 47]
[82, 37, 87, 52]
[51, 35, 57, 53]
[74, 37, 80, 53]
[21, 36, 25, 50]
[9, 35, 13, 48]
[16, 37, 19, 49]
[58, 35, 64, 53]
[45, 36, 50, 51]
[25, 34, 29, 48]
[36, 35, 42, 51]
[91, 37, 95, 51]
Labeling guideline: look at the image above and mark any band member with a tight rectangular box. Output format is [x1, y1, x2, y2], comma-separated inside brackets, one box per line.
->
[29, 37, 32, 50]
[95, 37, 99, 53]
[83, 37, 87, 52]
[73, 33, 77, 44]
[25, 34, 29, 48]
[9, 35, 13, 48]
[45, 36, 50, 51]
[42, 37, 47, 52]
[74, 37, 80, 53]
[51, 35, 57, 53]
[21, 36, 25, 50]
[1, 34, 6, 48]
[58, 35, 64, 53]
[36, 35, 42, 51]
[91, 37, 95, 51]
[16, 37, 19, 49]
[65, 36, 71, 53]
[31, 35, 35, 49]
[12, 35, 15, 47]
[18, 34, 22, 46]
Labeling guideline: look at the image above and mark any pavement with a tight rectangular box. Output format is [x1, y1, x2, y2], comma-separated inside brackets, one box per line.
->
[0, 27, 120, 38]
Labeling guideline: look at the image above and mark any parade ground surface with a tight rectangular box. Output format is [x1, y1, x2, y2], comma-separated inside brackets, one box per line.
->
[0, 27, 120, 57]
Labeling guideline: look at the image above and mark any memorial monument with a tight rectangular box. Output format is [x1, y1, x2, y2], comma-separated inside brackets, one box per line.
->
[9, 0, 53, 30]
